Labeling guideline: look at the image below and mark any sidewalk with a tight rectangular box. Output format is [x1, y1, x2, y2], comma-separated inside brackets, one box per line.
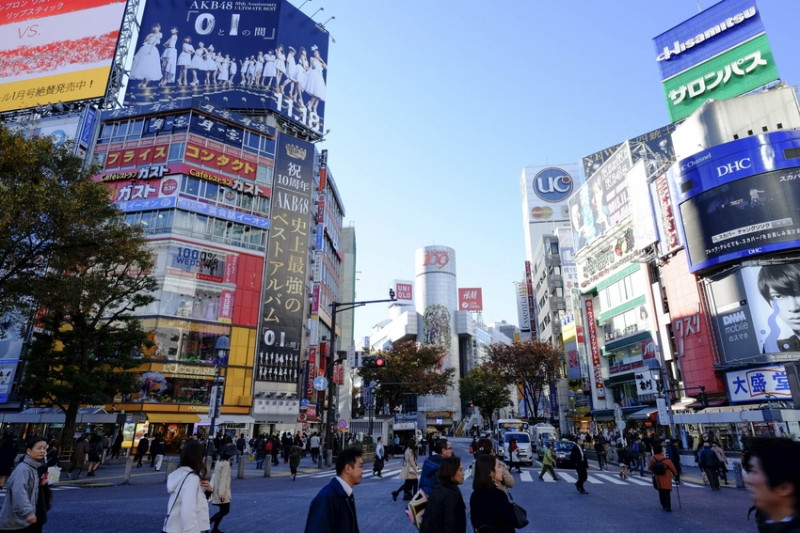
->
[53, 453, 333, 488]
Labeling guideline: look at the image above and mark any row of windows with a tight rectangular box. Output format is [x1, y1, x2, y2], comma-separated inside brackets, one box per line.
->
[124, 209, 268, 251]
[181, 175, 271, 216]
[97, 115, 276, 158]
[600, 274, 636, 309]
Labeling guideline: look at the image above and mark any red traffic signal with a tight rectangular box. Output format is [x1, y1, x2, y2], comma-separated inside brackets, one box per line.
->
[362, 356, 387, 368]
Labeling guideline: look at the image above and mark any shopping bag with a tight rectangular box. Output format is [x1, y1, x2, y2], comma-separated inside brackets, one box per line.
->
[47, 466, 61, 485]
[404, 488, 427, 530]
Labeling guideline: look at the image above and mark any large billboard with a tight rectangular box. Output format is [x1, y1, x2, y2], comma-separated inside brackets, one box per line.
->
[256, 134, 315, 385]
[662, 34, 778, 122]
[705, 261, 800, 365]
[653, 0, 777, 122]
[653, 0, 766, 81]
[670, 130, 800, 272]
[0, 0, 127, 113]
[125, 1, 329, 136]
[582, 125, 676, 182]
[522, 164, 582, 227]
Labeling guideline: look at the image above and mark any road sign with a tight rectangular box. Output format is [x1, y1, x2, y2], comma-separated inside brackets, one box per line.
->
[313, 376, 328, 391]
[338, 418, 348, 430]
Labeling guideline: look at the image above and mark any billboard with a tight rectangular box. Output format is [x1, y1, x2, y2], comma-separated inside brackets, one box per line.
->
[522, 164, 582, 226]
[705, 261, 800, 364]
[582, 125, 676, 182]
[0, 0, 127, 113]
[256, 134, 315, 384]
[570, 143, 632, 253]
[125, 1, 329, 136]
[726, 365, 791, 403]
[458, 288, 483, 312]
[670, 130, 800, 272]
[653, 0, 766, 81]
[662, 34, 779, 122]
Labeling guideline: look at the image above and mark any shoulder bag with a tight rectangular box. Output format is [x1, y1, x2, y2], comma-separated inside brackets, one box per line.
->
[507, 488, 529, 529]
[162, 473, 191, 533]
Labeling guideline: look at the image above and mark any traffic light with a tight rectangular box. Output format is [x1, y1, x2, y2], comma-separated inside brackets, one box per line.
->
[362, 356, 386, 368]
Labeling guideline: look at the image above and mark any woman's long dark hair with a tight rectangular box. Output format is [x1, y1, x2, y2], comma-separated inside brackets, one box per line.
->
[405, 438, 417, 458]
[180, 439, 208, 479]
[473, 454, 498, 491]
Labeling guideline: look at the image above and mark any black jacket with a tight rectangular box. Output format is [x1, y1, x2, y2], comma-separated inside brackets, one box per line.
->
[304, 478, 359, 533]
[470, 487, 515, 533]
[420, 483, 466, 533]
[570, 444, 588, 473]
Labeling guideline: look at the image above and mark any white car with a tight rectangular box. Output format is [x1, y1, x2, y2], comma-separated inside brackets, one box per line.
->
[496, 431, 534, 466]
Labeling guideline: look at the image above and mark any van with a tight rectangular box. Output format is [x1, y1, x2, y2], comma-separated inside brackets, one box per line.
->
[530, 423, 558, 458]
[496, 431, 534, 466]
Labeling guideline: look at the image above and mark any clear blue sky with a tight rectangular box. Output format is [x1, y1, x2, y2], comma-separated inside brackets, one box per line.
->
[298, 0, 800, 345]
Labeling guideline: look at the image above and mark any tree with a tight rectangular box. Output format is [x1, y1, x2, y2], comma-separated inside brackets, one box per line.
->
[0, 124, 158, 452]
[459, 365, 511, 430]
[357, 341, 455, 413]
[0, 123, 115, 325]
[485, 340, 562, 423]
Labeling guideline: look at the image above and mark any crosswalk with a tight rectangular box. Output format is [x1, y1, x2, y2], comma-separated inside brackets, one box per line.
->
[302, 467, 703, 489]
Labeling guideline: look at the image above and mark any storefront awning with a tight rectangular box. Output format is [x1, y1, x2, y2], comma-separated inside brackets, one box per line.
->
[604, 373, 636, 387]
[627, 407, 657, 420]
[591, 406, 643, 421]
[4, 407, 117, 425]
[147, 413, 200, 424]
[685, 399, 725, 409]
[603, 331, 652, 353]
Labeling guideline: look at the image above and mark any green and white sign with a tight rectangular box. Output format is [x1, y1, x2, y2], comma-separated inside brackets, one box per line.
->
[662, 33, 778, 122]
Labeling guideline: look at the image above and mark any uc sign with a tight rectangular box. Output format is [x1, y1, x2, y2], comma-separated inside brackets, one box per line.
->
[533, 167, 573, 203]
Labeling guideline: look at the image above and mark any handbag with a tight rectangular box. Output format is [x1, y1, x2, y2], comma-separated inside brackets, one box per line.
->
[507, 489, 529, 529]
[404, 488, 427, 530]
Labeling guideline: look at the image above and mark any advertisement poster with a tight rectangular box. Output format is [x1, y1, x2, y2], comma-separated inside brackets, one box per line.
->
[125, 1, 329, 136]
[256, 134, 314, 384]
[0, 0, 127, 112]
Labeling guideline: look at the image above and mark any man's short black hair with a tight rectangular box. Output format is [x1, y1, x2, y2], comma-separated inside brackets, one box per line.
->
[434, 438, 449, 454]
[744, 438, 800, 511]
[335, 446, 363, 476]
[758, 263, 800, 302]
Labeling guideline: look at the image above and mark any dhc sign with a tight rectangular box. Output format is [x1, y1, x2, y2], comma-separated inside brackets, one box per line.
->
[533, 167, 573, 203]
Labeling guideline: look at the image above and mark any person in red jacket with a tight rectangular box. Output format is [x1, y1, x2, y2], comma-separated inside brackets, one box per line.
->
[648, 443, 678, 512]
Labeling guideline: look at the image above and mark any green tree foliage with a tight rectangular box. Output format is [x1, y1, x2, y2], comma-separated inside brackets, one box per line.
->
[459, 365, 511, 429]
[485, 340, 562, 423]
[0, 123, 158, 451]
[357, 340, 455, 413]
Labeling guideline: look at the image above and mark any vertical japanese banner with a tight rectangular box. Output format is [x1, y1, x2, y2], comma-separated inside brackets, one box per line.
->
[585, 299, 605, 400]
[257, 134, 314, 384]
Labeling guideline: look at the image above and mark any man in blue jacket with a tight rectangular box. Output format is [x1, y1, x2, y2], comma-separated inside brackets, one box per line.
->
[304, 447, 363, 533]
[419, 439, 453, 495]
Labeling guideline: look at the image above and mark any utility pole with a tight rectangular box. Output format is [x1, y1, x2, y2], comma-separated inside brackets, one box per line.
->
[322, 290, 396, 465]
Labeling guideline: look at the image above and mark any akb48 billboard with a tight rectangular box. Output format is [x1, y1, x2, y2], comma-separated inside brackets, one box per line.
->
[125, 0, 329, 135]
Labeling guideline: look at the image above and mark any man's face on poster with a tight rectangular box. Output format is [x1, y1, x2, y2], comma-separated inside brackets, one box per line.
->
[769, 289, 800, 333]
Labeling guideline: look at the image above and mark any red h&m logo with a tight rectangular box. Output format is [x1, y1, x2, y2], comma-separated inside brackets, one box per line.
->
[458, 288, 483, 311]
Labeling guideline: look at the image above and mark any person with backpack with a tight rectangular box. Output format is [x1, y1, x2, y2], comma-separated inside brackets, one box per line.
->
[648, 443, 678, 512]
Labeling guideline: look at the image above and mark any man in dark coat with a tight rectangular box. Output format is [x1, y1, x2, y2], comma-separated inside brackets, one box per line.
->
[135, 435, 149, 468]
[697, 442, 721, 490]
[570, 436, 589, 494]
[304, 447, 363, 533]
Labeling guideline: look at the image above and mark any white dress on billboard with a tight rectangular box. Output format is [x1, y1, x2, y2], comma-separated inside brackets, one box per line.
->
[305, 54, 326, 100]
[130, 30, 163, 82]
[177, 41, 194, 66]
[161, 32, 178, 83]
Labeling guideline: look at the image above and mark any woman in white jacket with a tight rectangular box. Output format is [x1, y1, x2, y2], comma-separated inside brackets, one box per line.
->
[164, 439, 212, 533]
[209, 444, 237, 533]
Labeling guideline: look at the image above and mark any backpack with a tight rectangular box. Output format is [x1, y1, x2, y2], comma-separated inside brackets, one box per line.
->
[652, 459, 666, 476]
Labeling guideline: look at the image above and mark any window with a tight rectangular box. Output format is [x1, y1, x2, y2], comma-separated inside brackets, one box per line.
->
[168, 142, 185, 161]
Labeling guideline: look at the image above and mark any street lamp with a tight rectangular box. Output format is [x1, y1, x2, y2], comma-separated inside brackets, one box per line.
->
[209, 335, 230, 440]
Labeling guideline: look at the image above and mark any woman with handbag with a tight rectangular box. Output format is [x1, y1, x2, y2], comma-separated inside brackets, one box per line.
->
[163, 439, 213, 533]
[420, 456, 466, 533]
[392, 438, 418, 501]
[470, 455, 517, 533]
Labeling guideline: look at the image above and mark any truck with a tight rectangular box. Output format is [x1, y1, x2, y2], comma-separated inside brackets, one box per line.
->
[530, 423, 559, 459]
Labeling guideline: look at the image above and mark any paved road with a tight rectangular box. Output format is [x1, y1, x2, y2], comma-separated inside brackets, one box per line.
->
[17, 438, 755, 532]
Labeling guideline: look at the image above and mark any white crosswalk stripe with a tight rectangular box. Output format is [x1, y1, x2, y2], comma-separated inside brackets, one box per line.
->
[595, 473, 628, 485]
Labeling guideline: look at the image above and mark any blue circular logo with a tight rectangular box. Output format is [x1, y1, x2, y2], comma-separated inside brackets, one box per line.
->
[533, 167, 573, 203]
